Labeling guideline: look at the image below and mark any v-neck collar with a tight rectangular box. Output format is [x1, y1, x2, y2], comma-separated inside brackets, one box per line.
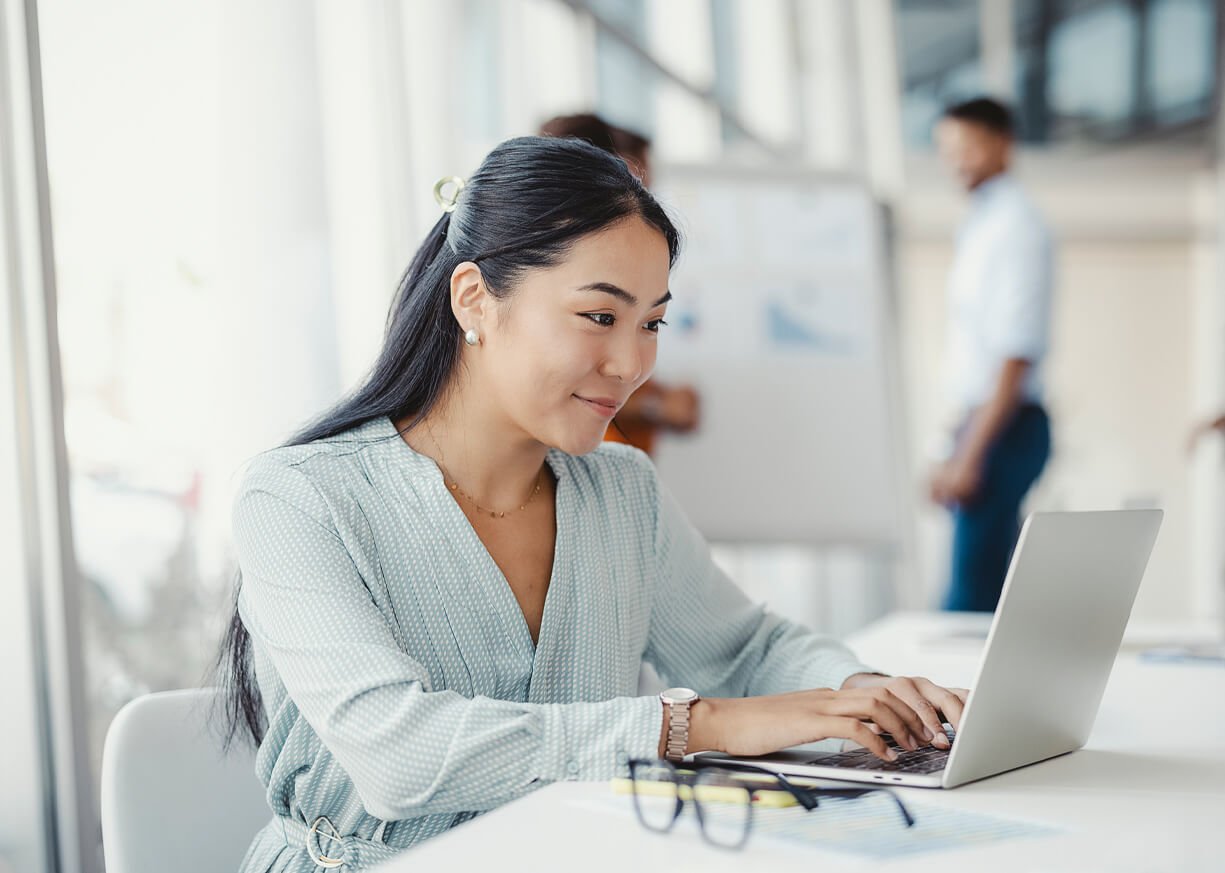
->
[371, 415, 572, 687]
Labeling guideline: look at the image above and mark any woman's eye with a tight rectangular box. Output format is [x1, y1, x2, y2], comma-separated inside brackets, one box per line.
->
[581, 313, 667, 331]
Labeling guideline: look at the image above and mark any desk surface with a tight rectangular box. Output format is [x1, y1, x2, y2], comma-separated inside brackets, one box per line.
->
[375, 611, 1225, 872]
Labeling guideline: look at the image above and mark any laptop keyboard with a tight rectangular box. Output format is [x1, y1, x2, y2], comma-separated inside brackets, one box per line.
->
[807, 727, 957, 775]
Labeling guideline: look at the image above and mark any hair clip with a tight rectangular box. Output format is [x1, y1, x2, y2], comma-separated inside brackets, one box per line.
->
[433, 176, 466, 213]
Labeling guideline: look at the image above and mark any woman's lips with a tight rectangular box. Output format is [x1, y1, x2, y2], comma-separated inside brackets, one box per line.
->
[574, 394, 619, 417]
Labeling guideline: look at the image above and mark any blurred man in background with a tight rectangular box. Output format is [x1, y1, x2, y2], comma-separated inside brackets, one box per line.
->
[930, 97, 1054, 613]
[539, 113, 699, 456]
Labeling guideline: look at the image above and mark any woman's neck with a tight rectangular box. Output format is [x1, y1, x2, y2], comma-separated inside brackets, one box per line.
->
[397, 393, 550, 513]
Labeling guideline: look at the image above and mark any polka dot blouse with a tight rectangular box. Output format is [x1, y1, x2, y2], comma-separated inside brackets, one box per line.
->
[231, 415, 873, 871]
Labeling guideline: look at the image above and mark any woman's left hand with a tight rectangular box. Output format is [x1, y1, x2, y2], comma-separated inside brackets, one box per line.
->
[840, 673, 970, 749]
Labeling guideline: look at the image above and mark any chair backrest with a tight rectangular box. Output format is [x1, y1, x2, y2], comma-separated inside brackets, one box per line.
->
[100, 688, 270, 873]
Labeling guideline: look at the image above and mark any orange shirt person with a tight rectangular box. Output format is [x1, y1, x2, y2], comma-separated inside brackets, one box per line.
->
[539, 113, 700, 455]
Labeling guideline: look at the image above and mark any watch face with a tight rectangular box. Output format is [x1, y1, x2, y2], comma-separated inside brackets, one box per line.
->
[660, 687, 699, 704]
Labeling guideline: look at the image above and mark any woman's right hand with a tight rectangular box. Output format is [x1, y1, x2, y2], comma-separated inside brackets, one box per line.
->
[685, 686, 944, 761]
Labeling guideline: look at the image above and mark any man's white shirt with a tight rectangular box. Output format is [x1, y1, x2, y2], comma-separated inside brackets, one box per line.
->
[938, 172, 1054, 458]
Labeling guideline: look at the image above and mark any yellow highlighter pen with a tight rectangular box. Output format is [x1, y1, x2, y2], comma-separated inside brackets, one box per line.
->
[611, 769, 824, 809]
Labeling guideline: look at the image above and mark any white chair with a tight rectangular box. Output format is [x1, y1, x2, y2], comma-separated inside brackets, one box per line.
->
[100, 688, 270, 873]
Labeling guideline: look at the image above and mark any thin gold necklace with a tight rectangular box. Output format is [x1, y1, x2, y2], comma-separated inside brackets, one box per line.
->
[425, 422, 544, 519]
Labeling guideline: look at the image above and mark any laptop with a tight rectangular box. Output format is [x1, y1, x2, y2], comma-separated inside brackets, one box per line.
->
[696, 510, 1163, 789]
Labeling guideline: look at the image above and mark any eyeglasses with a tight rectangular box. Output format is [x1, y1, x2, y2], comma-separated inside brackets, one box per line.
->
[626, 758, 915, 850]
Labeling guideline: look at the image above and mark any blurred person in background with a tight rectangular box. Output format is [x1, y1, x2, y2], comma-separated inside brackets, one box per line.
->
[610, 124, 653, 188]
[539, 113, 699, 456]
[929, 97, 1054, 613]
[1189, 412, 1225, 452]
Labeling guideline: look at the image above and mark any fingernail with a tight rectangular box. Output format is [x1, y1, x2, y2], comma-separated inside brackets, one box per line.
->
[887, 749, 899, 761]
[923, 728, 935, 742]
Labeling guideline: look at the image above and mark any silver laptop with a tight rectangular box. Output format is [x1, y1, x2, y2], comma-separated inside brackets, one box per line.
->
[697, 510, 1163, 789]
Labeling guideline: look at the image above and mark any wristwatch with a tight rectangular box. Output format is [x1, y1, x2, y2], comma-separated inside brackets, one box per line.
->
[659, 687, 701, 762]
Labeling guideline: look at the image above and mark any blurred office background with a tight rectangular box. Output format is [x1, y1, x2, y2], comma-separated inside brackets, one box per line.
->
[2, 1, 1223, 871]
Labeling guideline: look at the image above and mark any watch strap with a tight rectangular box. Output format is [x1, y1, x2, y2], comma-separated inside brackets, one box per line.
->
[660, 690, 698, 761]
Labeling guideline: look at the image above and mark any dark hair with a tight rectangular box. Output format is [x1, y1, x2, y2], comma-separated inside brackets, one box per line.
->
[216, 135, 682, 747]
[942, 96, 1014, 137]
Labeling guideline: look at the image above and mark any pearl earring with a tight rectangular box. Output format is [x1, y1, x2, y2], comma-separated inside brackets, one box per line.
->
[464, 328, 480, 347]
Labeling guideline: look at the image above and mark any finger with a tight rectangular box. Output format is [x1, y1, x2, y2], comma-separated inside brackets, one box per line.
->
[925, 682, 967, 731]
[826, 693, 914, 749]
[933, 685, 968, 731]
[916, 679, 968, 738]
[869, 683, 938, 747]
[835, 689, 926, 750]
[860, 697, 921, 751]
[883, 679, 947, 747]
[821, 716, 898, 763]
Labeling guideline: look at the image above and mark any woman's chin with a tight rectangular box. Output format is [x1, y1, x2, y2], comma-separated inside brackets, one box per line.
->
[550, 428, 607, 457]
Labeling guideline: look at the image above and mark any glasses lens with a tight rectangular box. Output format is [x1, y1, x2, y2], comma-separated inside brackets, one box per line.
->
[692, 768, 752, 849]
[631, 761, 681, 832]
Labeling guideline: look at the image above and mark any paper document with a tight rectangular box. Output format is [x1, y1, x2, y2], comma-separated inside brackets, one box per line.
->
[591, 789, 1058, 859]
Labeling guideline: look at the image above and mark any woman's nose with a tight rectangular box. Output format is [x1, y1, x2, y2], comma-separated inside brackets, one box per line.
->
[600, 332, 645, 384]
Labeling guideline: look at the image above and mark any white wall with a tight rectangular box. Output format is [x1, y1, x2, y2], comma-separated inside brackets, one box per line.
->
[894, 149, 1219, 625]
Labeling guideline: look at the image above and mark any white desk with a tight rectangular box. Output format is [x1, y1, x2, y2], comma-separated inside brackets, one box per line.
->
[374, 612, 1225, 872]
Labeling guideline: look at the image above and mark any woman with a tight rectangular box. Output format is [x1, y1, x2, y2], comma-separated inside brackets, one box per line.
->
[220, 136, 965, 871]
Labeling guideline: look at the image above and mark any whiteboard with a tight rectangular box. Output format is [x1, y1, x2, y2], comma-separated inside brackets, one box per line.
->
[649, 165, 907, 548]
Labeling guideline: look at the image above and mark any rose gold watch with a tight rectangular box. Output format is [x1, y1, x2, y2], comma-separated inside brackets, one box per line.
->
[658, 687, 700, 762]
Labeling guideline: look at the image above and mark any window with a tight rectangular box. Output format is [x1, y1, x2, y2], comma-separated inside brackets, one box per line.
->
[1146, 0, 1216, 125]
[896, 0, 1218, 146]
[895, 0, 985, 147]
[1022, 0, 1218, 141]
[709, 0, 743, 147]
[591, 0, 654, 137]
[37, 0, 235, 796]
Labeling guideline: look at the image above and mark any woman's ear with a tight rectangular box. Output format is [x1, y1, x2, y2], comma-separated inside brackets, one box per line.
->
[450, 261, 489, 337]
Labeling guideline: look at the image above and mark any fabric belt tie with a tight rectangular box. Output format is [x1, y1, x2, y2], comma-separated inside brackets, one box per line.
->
[278, 814, 398, 869]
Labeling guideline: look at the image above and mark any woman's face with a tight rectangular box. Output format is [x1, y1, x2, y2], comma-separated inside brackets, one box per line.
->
[463, 215, 672, 455]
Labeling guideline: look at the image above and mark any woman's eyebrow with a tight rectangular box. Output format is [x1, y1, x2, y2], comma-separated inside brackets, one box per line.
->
[575, 282, 672, 308]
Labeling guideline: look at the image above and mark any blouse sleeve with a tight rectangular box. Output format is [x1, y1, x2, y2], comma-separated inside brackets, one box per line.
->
[642, 471, 878, 698]
[233, 457, 661, 822]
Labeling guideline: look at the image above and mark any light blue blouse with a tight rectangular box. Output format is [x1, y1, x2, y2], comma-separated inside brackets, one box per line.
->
[232, 415, 874, 871]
